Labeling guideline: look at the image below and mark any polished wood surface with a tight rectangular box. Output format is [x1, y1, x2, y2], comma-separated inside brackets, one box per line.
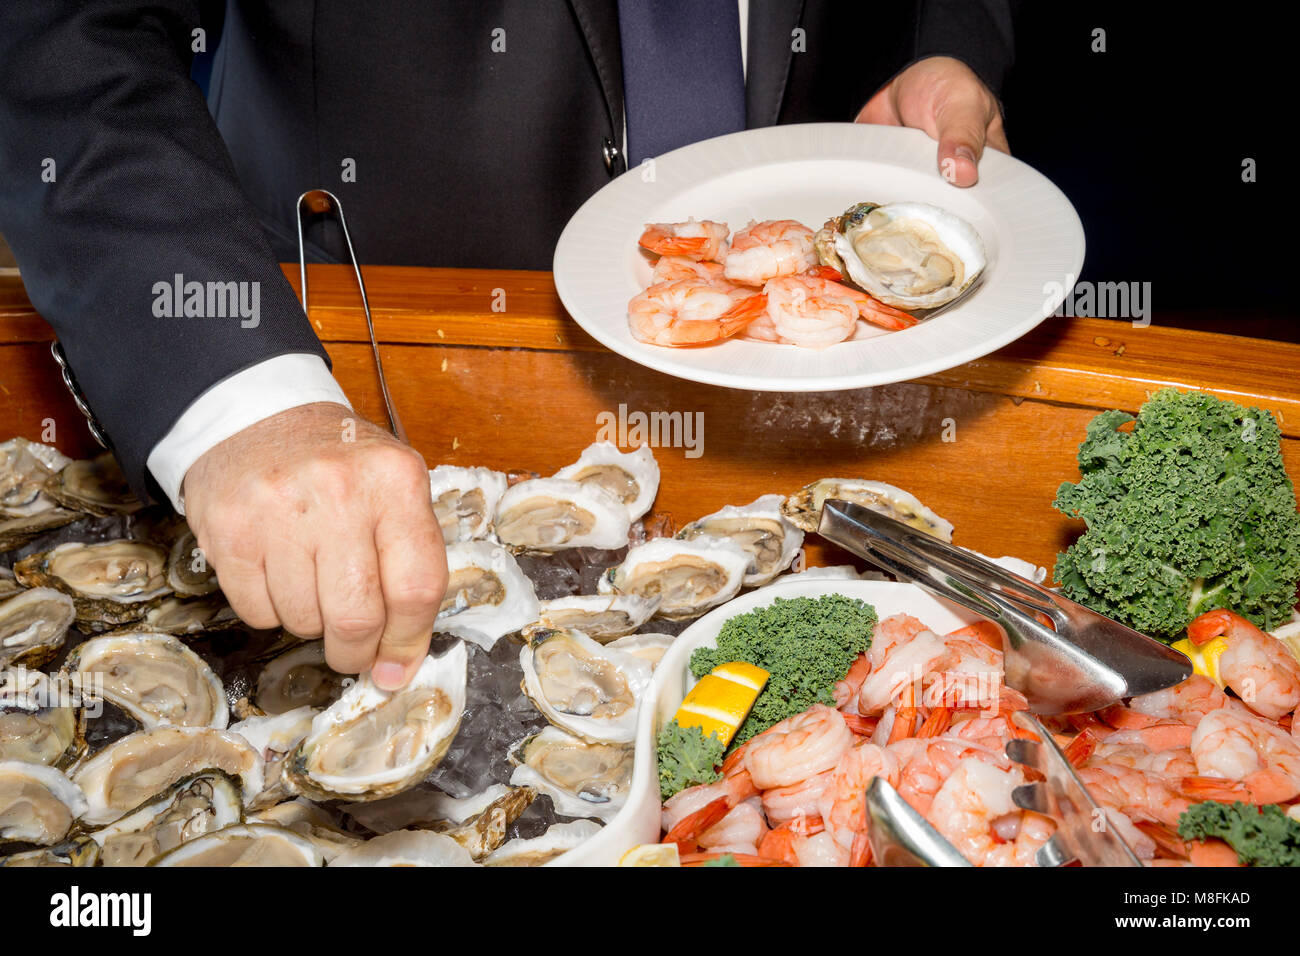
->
[3, 266, 1299, 576]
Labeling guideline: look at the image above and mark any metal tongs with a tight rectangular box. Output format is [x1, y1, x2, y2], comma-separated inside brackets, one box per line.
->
[817, 499, 1192, 715]
[864, 712, 1143, 866]
[295, 189, 407, 443]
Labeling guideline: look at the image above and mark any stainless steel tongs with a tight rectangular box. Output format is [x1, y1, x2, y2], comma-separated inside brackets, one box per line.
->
[817, 499, 1192, 714]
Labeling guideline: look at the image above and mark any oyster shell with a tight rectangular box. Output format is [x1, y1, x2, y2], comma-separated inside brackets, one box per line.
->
[286, 642, 467, 802]
[14, 540, 171, 627]
[433, 541, 540, 650]
[0, 834, 98, 867]
[166, 527, 219, 597]
[677, 494, 804, 586]
[64, 629, 228, 729]
[0, 438, 71, 519]
[508, 726, 633, 822]
[816, 201, 986, 310]
[144, 594, 240, 633]
[88, 770, 243, 867]
[552, 442, 660, 522]
[150, 822, 323, 866]
[254, 640, 348, 715]
[428, 465, 508, 543]
[248, 799, 362, 863]
[493, 477, 631, 551]
[42, 451, 142, 516]
[534, 593, 660, 642]
[598, 536, 750, 619]
[520, 627, 651, 743]
[483, 818, 603, 866]
[228, 706, 316, 809]
[0, 510, 80, 553]
[781, 478, 954, 541]
[0, 761, 88, 845]
[604, 632, 675, 669]
[328, 829, 476, 867]
[0, 667, 79, 766]
[72, 725, 264, 825]
[0, 587, 76, 668]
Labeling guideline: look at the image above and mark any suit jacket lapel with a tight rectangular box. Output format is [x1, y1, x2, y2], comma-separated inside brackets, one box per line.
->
[567, 0, 625, 140]
[745, 0, 805, 128]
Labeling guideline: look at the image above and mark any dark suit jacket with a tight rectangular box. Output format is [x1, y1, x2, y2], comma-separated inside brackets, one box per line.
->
[0, 0, 1013, 495]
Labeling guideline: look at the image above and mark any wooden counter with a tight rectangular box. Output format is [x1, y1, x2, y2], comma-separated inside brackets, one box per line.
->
[3, 266, 1298, 574]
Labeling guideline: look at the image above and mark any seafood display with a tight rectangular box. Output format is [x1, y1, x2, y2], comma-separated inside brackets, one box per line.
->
[629, 204, 985, 349]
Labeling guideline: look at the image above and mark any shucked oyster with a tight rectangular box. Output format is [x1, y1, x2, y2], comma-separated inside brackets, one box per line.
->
[64, 629, 228, 730]
[428, 465, 508, 543]
[0, 438, 71, 518]
[144, 594, 239, 634]
[88, 770, 243, 867]
[815, 201, 986, 310]
[433, 541, 540, 650]
[254, 640, 347, 715]
[286, 642, 467, 802]
[0, 587, 76, 669]
[228, 706, 317, 809]
[166, 527, 219, 597]
[508, 726, 632, 822]
[484, 818, 603, 866]
[493, 478, 632, 552]
[42, 451, 142, 516]
[604, 632, 675, 670]
[247, 799, 362, 863]
[678, 494, 805, 587]
[534, 593, 660, 642]
[598, 536, 750, 619]
[552, 442, 660, 522]
[520, 627, 652, 744]
[0, 667, 78, 766]
[14, 540, 171, 627]
[328, 829, 476, 867]
[781, 478, 954, 541]
[0, 761, 88, 845]
[150, 823, 323, 867]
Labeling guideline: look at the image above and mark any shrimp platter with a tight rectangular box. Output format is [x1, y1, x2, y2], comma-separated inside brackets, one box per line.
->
[629, 202, 984, 350]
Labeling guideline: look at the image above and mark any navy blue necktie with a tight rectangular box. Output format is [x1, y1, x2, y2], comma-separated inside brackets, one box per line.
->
[618, 0, 746, 168]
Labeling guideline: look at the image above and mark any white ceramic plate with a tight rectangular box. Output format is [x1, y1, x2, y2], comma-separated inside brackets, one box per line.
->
[555, 577, 981, 865]
[553, 123, 1084, 392]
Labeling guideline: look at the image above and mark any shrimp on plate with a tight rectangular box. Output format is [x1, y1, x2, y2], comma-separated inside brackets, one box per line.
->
[762, 274, 916, 349]
[638, 219, 729, 261]
[744, 703, 854, 790]
[1188, 609, 1300, 720]
[927, 757, 1054, 867]
[816, 742, 900, 851]
[627, 278, 766, 347]
[722, 219, 818, 286]
[651, 255, 725, 284]
[1127, 675, 1231, 724]
[1187, 706, 1300, 804]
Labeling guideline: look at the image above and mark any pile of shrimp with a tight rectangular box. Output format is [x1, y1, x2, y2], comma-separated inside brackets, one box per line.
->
[660, 607, 1300, 867]
[630, 218, 916, 349]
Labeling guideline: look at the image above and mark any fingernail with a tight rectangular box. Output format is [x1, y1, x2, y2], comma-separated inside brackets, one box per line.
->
[372, 661, 406, 691]
[956, 146, 977, 164]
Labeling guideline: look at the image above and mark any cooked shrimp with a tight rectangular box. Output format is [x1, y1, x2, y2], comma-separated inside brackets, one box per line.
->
[627, 278, 766, 347]
[1078, 763, 1190, 828]
[889, 736, 1003, 817]
[926, 756, 1044, 866]
[816, 742, 900, 850]
[698, 797, 768, 856]
[651, 255, 725, 284]
[722, 219, 817, 286]
[1188, 609, 1300, 720]
[744, 703, 854, 790]
[1128, 675, 1230, 723]
[761, 768, 833, 826]
[1188, 707, 1300, 803]
[833, 653, 871, 713]
[1091, 742, 1198, 778]
[660, 770, 758, 831]
[638, 219, 729, 261]
[858, 626, 948, 715]
[762, 274, 916, 348]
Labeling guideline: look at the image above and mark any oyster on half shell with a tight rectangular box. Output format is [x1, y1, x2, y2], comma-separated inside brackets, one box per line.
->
[781, 478, 954, 541]
[598, 536, 750, 620]
[88, 770, 243, 867]
[552, 442, 660, 522]
[254, 640, 347, 715]
[677, 494, 804, 586]
[428, 465, 508, 543]
[150, 822, 323, 866]
[534, 593, 660, 642]
[0, 667, 79, 766]
[42, 452, 143, 516]
[14, 540, 171, 627]
[508, 726, 632, 822]
[0, 761, 88, 846]
[433, 541, 540, 650]
[0, 587, 76, 669]
[520, 627, 652, 744]
[493, 478, 631, 552]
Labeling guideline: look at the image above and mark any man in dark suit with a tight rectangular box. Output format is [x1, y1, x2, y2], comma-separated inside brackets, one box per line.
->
[0, 1, 1012, 688]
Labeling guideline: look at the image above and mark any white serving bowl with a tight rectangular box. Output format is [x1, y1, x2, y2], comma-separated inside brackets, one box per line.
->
[552, 577, 982, 865]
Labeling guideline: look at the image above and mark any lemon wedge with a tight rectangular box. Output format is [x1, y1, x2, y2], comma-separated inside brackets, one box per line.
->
[672, 661, 769, 747]
[619, 843, 680, 867]
[1170, 636, 1229, 688]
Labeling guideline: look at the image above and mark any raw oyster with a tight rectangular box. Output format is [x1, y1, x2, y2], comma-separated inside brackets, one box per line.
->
[166, 527, 219, 597]
[328, 829, 476, 867]
[0, 834, 98, 867]
[428, 465, 508, 543]
[534, 593, 660, 642]
[72, 725, 264, 825]
[598, 536, 750, 619]
[0, 586, 76, 668]
[815, 201, 986, 310]
[88, 770, 243, 867]
[0, 510, 80, 553]
[484, 818, 603, 866]
[144, 594, 239, 634]
[248, 799, 362, 862]
[781, 478, 954, 541]
[0, 667, 78, 766]
[552, 442, 660, 521]
[430, 785, 535, 859]
[493, 477, 631, 551]
[0, 761, 88, 845]
[150, 822, 323, 866]
[14, 540, 171, 627]
[433, 541, 540, 649]
[604, 632, 675, 669]
[228, 706, 316, 809]
[42, 451, 142, 516]
[254, 640, 347, 715]
[0, 438, 71, 518]
[508, 726, 633, 822]
[286, 642, 466, 802]
[677, 494, 804, 586]
[64, 629, 228, 729]
[520, 627, 652, 743]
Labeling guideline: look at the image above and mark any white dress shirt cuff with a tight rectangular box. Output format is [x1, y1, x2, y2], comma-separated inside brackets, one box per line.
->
[147, 353, 351, 514]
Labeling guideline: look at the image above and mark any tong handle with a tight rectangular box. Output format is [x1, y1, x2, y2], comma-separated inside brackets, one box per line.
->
[295, 189, 408, 444]
[865, 778, 973, 867]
